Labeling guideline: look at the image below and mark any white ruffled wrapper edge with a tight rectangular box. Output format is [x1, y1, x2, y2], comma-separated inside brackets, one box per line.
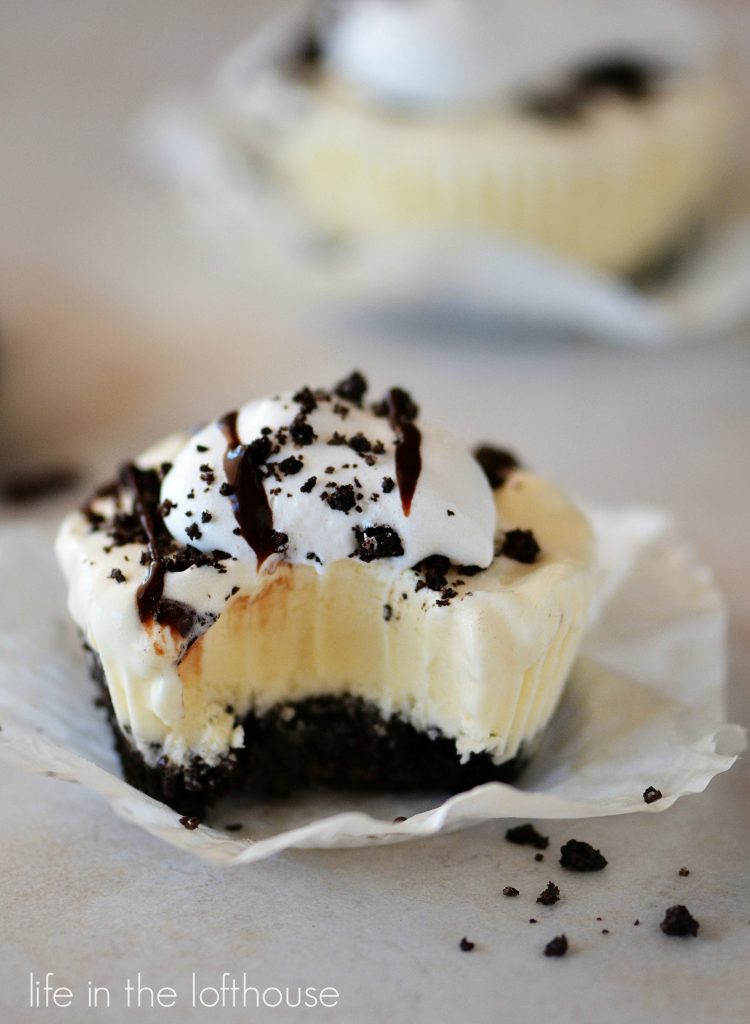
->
[0, 506, 744, 865]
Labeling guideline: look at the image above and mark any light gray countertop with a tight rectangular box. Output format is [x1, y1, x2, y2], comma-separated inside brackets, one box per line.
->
[1, 3, 749, 1022]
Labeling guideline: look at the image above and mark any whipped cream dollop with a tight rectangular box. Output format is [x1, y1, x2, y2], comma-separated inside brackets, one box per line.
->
[160, 375, 496, 572]
[319, 0, 718, 108]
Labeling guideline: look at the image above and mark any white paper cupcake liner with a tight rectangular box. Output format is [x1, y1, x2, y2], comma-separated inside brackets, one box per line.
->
[0, 504, 743, 865]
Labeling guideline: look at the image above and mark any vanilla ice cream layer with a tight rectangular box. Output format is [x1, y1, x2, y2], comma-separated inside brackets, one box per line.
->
[266, 70, 730, 274]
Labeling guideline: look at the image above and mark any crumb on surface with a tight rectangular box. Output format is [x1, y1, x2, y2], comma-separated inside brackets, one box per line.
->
[660, 905, 699, 937]
[560, 839, 607, 872]
[544, 935, 568, 958]
[506, 824, 549, 850]
[537, 881, 561, 906]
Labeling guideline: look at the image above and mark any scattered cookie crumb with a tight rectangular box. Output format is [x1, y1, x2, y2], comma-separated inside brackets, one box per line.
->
[660, 905, 699, 937]
[560, 839, 607, 872]
[544, 935, 568, 958]
[503, 886, 520, 897]
[459, 937, 475, 952]
[678, 867, 690, 877]
[643, 786, 663, 804]
[537, 881, 561, 906]
[535, 853, 545, 862]
[178, 816, 200, 831]
[506, 824, 549, 850]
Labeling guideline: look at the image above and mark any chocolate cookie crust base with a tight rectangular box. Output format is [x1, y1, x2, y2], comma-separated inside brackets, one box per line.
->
[88, 651, 527, 817]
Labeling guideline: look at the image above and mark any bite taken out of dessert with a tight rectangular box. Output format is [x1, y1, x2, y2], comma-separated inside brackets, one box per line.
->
[56, 373, 595, 816]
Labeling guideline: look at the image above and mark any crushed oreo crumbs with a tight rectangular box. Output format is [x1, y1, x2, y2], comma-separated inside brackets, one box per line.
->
[506, 824, 549, 850]
[473, 446, 519, 489]
[353, 525, 404, 562]
[544, 935, 568, 958]
[560, 839, 607, 872]
[537, 881, 561, 906]
[501, 529, 541, 564]
[660, 905, 699, 937]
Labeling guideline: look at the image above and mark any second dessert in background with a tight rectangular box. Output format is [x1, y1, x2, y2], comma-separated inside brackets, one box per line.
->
[222, 0, 733, 276]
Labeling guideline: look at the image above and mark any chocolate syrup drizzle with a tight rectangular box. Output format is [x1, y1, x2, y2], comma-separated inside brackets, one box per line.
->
[387, 389, 422, 517]
[219, 411, 280, 567]
[125, 464, 197, 637]
[123, 463, 167, 624]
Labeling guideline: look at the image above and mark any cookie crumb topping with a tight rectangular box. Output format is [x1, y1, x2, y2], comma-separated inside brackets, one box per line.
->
[501, 529, 541, 564]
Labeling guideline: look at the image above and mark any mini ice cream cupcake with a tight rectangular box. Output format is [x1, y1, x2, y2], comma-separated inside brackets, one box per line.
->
[57, 373, 594, 814]
[221, 0, 734, 275]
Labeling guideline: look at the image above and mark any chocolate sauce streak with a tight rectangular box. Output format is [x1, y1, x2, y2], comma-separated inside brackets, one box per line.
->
[387, 389, 422, 517]
[124, 464, 196, 636]
[219, 411, 282, 567]
[123, 464, 167, 624]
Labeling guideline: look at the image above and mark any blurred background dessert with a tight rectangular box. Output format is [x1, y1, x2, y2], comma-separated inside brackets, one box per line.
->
[219, 0, 735, 275]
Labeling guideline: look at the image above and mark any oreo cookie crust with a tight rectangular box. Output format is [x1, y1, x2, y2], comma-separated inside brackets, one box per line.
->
[88, 651, 526, 816]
